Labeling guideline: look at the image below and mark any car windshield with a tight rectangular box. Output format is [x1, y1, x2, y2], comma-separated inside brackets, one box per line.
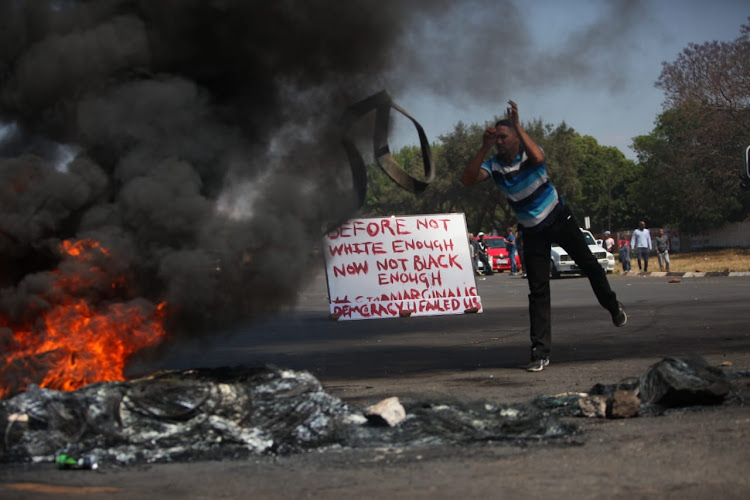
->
[484, 238, 506, 249]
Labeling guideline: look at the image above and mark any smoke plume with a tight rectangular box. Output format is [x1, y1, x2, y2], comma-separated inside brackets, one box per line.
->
[0, 0, 649, 355]
[0, 1, 460, 345]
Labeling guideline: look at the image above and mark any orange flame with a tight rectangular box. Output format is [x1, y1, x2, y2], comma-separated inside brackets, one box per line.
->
[60, 239, 111, 259]
[0, 239, 168, 398]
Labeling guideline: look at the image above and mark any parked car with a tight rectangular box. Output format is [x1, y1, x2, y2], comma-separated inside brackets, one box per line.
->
[550, 229, 615, 278]
[477, 235, 521, 273]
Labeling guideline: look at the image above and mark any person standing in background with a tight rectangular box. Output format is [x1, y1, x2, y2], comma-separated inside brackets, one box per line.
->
[655, 228, 670, 272]
[618, 237, 631, 273]
[506, 226, 517, 275]
[468, 232, 479, 275]
[603, 231, 615, 253]
[631, 221, 652, 272]
[476, 232, 493, 276]
[516, 224, 526, 278]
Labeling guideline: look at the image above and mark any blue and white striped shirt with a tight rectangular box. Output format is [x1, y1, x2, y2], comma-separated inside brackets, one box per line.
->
[480, 149, 560, 230]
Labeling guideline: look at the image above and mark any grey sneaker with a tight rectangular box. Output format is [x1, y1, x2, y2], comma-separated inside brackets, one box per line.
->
[612, 301, 627, 327]
[526, 357, 550, 372]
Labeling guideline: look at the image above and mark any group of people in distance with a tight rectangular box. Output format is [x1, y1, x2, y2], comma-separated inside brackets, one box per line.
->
[468, 227, 523, 277]
[610, 222, 671, 274]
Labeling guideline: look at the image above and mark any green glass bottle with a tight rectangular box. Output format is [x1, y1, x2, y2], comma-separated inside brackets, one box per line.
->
[55, 454, 98, 470]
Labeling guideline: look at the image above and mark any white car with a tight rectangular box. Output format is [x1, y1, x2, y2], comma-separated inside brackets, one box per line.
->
[550, 229, 615, 278]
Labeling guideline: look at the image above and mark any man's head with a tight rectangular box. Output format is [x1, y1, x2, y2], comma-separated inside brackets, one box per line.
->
[477, 232, 485, 239]
[639, 221, 646, 229]
[658, 228, 664, 236]
[494, 119, 520, 160]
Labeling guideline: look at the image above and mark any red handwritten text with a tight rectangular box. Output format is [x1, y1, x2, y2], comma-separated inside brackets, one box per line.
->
[332, 261, 369, 278]
[377, 271, 442, 287]
[332, 296, 482, 319]
[391, 238, 454, 253]
[416, 218, 452, 231]
[327, 218, 410, 239]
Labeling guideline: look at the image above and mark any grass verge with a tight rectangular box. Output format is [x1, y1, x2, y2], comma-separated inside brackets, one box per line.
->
[613, 248, 750, 274]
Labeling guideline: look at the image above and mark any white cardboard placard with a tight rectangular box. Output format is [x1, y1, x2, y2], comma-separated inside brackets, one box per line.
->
[323, 213, 482, 320]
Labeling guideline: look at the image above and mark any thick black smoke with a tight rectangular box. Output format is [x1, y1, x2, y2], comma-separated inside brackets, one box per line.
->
[0, 0, 649, 353]
[0, 0, 459, 342]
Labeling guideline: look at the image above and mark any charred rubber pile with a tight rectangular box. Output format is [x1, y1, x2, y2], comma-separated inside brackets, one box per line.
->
[1, 356, 745, 467]
[537, 355, 744, 419]
[1, 366, 357, 465]
[0, 365, 577, 466]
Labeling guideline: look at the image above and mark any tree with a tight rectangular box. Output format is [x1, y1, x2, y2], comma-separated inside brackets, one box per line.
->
[632, 19, 750, 232]
[362, 118, 643, 235]
[436, 121, 512, 234]
[572, 135, 640, 232]
[507, 120, 639, 233]
[530, 121, 583, 217]
[632, 107, 746, 232]
[656, 19, 750, 131]
[361, 120, 515, 235]
[360, 144, 426, 217]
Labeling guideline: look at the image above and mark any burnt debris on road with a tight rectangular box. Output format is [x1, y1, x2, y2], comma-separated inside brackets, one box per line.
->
[1, 355, 747, 468]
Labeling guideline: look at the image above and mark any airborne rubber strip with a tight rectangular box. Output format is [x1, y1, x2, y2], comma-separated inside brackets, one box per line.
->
[340, 90, 435, 208]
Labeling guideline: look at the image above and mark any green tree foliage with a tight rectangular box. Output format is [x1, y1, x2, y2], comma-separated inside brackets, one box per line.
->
[656, 20, 750, 130]
[632, 19, 750, 232]
[529, 121, 583, 217]
[362, 118, 640, 235]
[358, 21, 750, 235]
[437, 121, 512, 234]
[360, 144, 427, 217]
[571, 135, 640, 232]
[522, 121, 639, 233]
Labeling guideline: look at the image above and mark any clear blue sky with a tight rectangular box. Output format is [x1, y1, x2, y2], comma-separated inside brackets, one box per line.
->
[388, 0, 748, 160]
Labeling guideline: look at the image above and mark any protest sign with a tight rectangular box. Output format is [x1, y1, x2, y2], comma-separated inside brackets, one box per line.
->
[323, 214, 482, 320]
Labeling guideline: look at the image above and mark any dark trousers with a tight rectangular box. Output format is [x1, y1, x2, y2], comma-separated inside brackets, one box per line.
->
[522, 205, 619, 361]
[619, 249, 631, 271]
[636, 247, 649, 271]
[478, 253, 492, 275]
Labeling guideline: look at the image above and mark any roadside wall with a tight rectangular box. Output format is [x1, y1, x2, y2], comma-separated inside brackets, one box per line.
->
[615, 222, 750, 253]
[681, 221, 750, 251]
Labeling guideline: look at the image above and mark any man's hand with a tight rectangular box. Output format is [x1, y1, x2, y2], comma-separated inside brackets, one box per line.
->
[482, 126, 497, 149]
[504, 99, 545, 166]
[506, 100, 519, 128]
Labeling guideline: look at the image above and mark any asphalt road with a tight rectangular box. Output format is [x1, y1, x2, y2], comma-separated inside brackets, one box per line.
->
[155, 271, 750, 399]
[2, 272, 750, 499]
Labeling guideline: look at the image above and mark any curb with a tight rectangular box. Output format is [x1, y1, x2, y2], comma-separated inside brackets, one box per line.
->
[617, 271, 750, 278]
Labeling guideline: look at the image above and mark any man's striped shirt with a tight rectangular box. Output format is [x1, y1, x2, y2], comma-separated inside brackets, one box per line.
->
[480, 149, 560, 230]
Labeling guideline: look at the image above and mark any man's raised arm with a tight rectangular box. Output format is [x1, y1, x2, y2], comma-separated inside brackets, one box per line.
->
[461, 128, 494, 186]
[507, 100, 544, 165]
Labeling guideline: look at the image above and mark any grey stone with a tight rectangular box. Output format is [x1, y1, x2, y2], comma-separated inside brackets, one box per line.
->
[364, 397, 406, 427]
